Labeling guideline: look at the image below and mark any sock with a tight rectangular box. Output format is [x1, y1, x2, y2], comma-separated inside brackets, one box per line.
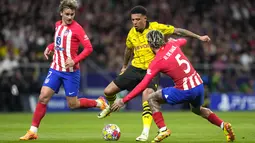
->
[207, 113, 224, 128]
[29, 126, 38, 133]
[105, 94, 116, 106]
[31, 102, 47, 129]
[159, 126, 167, 132]
[79, 98, 97, 108]
[95, 99, 102, 108]
[152, 112, 166, 129]
[220, 122, 224, 130]
[142, 101, 152, 134]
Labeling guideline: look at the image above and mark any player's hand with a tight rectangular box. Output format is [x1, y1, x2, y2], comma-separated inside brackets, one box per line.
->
[199, 35, 211, 42]
[111, 99, 125, 112]
[120, 66, 127, 75]
[65, 58, 75, 68]
[44, 48, 52, 60]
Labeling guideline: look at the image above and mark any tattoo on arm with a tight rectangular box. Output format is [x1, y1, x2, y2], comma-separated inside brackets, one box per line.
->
[174, 28, 200, 39]
[123, 48, 133, 67]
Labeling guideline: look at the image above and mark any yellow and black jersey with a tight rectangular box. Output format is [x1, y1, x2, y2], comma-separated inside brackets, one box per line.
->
[126, 21, 175, 69]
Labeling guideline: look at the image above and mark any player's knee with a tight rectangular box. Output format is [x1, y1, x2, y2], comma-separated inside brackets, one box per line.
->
[147, 93, 156, 104]
[200, 107, 213, 118]
[191, 107, 201, 115]
[104, 86, 117, 97]
[142, 88, 154, 100]
[38, 91, 51, 104]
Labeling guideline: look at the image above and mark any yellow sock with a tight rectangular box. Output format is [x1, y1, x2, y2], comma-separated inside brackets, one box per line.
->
[142, 101, 152, 134]
[105, 94, 116, 106]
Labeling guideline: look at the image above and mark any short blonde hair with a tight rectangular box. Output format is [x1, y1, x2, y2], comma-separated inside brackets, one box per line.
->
[59, 0, 78, 12]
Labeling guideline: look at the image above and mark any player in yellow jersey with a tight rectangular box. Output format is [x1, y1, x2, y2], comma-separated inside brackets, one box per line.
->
[98, 5, 211, 141]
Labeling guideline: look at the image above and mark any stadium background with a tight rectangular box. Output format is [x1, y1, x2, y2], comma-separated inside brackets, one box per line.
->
[0, 0, 255, 142]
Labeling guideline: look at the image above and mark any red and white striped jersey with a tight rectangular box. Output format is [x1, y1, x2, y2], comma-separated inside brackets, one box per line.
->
[47, 20, 93, 72]
[123, 38, 203, 103]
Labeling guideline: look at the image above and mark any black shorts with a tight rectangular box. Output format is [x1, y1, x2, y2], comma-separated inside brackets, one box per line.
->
[113, 65, 160, 91]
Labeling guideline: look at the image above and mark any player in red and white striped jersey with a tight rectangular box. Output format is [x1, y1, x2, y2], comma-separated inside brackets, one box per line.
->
[20, 0, 109, 140]
[111, 30, 235, 142]
[46, 19, 92, 72]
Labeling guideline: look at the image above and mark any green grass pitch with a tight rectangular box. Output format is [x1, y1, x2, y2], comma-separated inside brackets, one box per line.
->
[0, 111, 255, 143]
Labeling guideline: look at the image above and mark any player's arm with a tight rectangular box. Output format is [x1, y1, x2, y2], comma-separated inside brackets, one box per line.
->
[120, 37, 133, 73]
[122, 47, 133, 68]
[73, 29, 93, 64]
[44, 43, 54, 60]
[173, 28, 211, 42]
[122, 66, 159, 103]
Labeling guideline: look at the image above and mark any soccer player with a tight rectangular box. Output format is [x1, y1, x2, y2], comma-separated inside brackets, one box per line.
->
[98, 5, 211, 141]
[19, 0, 108, 140]
[111, 30, 235, 142]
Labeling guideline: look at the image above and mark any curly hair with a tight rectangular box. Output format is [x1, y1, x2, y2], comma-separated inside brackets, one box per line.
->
[146, 30, 165, 49]
[59, 0, 78, 12]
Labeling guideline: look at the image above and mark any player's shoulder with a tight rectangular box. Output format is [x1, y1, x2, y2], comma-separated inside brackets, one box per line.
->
[149, 21, 159, 27]
[55, 20, 62, 26]
[127, 27, 136, 38]
[70, 20, 83, 30]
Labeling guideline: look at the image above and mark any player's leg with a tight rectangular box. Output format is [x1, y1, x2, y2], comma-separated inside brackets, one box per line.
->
[148, 90, 171, 143]
[66, 96, 108, 110]
[62, 70, 108, 110]
[98, 66, 137, 119]
[104, 81, 121, 106]
[190, 84, 235, 142]
[20, 69, 60, 140]
[134, 88, 154, 141]
[96, 81, 121, 118]
[136, 73, 160, 141]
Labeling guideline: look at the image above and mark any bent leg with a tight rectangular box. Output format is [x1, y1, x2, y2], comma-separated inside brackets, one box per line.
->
[66, 96, 107, 110]
[148, 90, 171, 142]
[148, 90, 166, 129]
[136, 88, 155, 141]
[20, 86, 55, 140]
[190, 105, 235, 142]
[32, 86, 55, 128]
[191, 105, 224, 128]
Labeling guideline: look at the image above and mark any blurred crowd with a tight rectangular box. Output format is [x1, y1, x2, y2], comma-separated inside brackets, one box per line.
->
[1, 0, 255, 99]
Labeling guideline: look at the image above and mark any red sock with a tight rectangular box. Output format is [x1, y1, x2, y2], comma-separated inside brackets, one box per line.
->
[207, 113, 223, 127]
[32, 102, 47, 127]
[152, 112, 166, 129]
[79, 98, 97, 108]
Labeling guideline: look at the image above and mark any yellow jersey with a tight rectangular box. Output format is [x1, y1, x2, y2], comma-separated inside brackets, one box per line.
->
[126, 22, 175, 69]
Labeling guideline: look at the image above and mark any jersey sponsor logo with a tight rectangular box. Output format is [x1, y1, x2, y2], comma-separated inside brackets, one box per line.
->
[56, 36, 61, 46]
[165, 94, 169, 98]
[134, 44, 150, 51]
[55, 46, 64, 51]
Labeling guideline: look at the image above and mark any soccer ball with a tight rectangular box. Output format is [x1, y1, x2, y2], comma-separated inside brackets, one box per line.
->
[102, 124, 121, 141]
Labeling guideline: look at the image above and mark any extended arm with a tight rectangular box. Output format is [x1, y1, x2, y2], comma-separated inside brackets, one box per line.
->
[174, 28, 210, 42]
[73, 32, 93, 64]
